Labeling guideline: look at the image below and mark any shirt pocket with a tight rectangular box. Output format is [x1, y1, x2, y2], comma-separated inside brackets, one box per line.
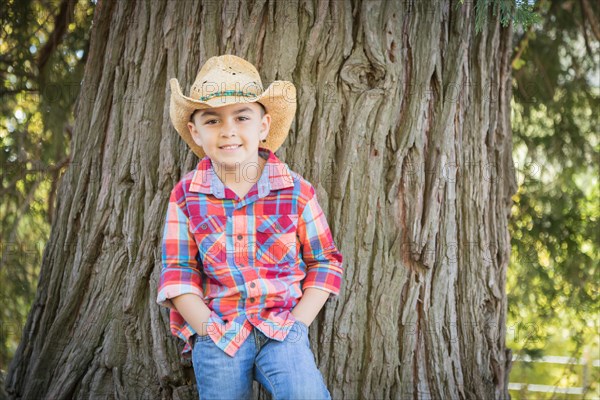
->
[189, 215, 228, 265]
[255, 214, 298, 265]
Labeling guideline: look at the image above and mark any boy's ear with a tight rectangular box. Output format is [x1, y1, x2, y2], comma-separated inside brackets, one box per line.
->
[187, 122, 202, 146]
[260, 113, 271, 141]
[186, 121, 195, 135]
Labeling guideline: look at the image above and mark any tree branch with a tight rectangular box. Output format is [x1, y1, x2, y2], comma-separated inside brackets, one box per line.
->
[581, 0, 600, 41]
[37, 0, 77, 71]
[511, 0, 548, 67]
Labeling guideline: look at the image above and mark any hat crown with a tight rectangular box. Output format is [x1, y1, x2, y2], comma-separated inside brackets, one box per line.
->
[189, 55, 264, 101]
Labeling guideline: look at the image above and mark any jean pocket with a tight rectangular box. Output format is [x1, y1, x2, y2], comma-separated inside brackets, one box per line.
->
[285, 320, 308, 344]
[193, 332, 212, 351]
[255, 214, 298, 265]
[189, 215, 228, 265]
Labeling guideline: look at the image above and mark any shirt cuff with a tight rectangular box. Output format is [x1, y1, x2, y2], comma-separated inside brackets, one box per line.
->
[156, 285, 205, 309]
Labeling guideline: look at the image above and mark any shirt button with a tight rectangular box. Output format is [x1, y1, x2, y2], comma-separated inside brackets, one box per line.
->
[250, 297, 255, 303]
[237, 234, 243, 240]
[250, 282, 256, 288]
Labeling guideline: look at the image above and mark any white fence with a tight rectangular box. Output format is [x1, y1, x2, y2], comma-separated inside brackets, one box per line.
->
[509, 354, 600, 398]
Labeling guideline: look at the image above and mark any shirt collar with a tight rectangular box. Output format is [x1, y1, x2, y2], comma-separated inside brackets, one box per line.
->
[189, 147, 294, 197]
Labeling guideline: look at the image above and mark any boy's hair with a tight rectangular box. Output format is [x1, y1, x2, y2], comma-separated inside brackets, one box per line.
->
[189, 102, 267, 123]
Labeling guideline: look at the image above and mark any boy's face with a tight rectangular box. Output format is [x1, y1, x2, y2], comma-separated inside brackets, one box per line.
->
[187, 102, 271, 170]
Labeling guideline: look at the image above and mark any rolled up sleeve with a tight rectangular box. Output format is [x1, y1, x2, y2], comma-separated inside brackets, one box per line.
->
[156, 187, 204, 309]
[297, 186, 344, 300]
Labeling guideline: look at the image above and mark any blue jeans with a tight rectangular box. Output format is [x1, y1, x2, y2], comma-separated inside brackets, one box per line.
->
[191, 320, 332, 400]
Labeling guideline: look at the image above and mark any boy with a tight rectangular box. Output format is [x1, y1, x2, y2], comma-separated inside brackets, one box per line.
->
[156, 54, 343, 400]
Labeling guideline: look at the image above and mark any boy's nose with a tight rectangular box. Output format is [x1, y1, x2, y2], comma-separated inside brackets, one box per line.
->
[220, 121, 237, 137]
[220, 129, 237, 137]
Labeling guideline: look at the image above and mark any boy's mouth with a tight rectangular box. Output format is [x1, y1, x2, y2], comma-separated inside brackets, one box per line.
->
[219, 144, 242, 150]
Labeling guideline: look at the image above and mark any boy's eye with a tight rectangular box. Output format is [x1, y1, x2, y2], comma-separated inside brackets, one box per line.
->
[205, 116, 249, 125]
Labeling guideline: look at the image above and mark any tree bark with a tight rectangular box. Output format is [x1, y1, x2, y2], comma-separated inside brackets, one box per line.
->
[5, 0, 517, 399]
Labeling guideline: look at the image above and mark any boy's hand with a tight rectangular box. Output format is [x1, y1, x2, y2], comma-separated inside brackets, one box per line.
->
[171, 293, 213, 336]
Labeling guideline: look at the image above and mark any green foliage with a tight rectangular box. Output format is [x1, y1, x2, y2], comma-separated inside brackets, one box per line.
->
[0, 0, 95, 370]
[457, 0, 543, 33]
[508, 0, 599, 396]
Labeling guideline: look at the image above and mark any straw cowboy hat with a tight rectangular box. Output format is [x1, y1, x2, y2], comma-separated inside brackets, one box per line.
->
[169, 54, 297, 159]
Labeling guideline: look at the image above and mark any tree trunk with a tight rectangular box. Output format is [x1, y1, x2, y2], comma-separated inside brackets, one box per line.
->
[5, 0, 517, 399]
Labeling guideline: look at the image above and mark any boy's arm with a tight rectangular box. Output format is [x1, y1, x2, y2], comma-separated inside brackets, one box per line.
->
[290, 288, 331, 327]
[292, 185, 344, 326]
[171, 294, 212, 336]
[156, 187, 211, 333]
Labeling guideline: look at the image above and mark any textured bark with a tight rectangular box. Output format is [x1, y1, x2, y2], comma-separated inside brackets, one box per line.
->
[5, 0, 517, 399]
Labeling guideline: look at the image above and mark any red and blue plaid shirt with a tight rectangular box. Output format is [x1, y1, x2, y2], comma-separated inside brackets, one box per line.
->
[156, 147, 343, 359]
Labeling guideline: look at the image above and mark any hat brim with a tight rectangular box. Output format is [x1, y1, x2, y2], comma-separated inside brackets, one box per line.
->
[169, 78, 297, 159]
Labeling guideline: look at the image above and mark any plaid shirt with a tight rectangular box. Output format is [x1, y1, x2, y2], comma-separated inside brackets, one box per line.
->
[156, 147, 343, 360]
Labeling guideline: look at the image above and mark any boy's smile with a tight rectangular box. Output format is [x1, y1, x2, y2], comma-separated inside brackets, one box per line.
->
[187, 102, 271, 186]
